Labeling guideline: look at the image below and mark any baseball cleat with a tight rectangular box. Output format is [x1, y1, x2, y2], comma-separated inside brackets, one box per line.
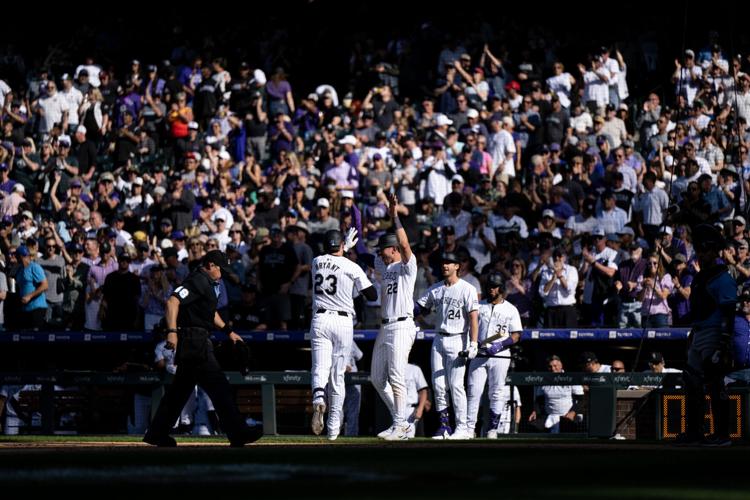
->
[311, 402, 326, 436]
[447, 428, 474, 440]
[327, 434, 339, 441]
[431, 425, 452, 439]
[383, 425, 411, 441]
[486, 429, 499, 439]
[378, 425, 396, 439]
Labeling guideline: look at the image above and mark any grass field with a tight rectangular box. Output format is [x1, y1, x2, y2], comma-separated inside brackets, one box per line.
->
[1, 435, 748, 498]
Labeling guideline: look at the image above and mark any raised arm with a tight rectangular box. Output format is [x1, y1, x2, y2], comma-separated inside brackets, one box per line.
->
[387, 192, 412, 262]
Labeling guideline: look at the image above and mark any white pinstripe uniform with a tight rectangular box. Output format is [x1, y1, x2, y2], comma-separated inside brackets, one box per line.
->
[466, 299, 523, 434]
[371, 254, 418, 429]
[417, 279, 478, 433]
[310, 254, 372, 439]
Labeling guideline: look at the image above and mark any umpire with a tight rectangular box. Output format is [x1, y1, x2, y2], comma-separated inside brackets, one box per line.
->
[144, 250, 262, 447]
[679, 224, 737, 446]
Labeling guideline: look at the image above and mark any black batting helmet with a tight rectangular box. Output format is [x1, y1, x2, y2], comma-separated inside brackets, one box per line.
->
[324, 229, 344, 253]
[378, 233, 399, 251]
[487, 271, 505, 290]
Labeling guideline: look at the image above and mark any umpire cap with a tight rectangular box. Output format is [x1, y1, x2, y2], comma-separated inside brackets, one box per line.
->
[378, 233, 399, 251]
[693, 224, 725, 252]
[324, 229, 344, 253]
[487, 271, 505, 290]
[202, 249, 232, 275]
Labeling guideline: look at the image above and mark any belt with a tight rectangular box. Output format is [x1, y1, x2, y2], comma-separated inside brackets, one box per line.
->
[316, 309, 349, 317]
[437, 331, 462, 336]
[381, 316, 412, 325]
[621, 298, 640, 304]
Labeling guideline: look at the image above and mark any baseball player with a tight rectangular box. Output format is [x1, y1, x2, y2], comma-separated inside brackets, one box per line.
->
[372, 193, 418, 441]
[416, 251, 479, 439]
[493, 385, 522, 437]
[466, 271, 522, 438]
[310, 229, 377, 441]
[404, 362, 429, 438]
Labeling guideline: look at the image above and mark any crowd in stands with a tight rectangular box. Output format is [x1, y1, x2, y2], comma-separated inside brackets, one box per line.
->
[2, 27, 750, 333]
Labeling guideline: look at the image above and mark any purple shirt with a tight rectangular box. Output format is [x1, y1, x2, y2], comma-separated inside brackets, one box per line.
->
[323, 161, 359, 190]
[266, 80, 291, 101]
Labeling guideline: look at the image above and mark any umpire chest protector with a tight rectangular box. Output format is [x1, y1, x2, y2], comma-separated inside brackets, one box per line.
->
[174, 268, 219, 330]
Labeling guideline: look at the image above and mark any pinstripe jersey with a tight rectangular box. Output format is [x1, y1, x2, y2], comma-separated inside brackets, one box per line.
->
[418, 278, 478, 334]
[478, 300, 523, 343]
[375, 254, 417, 319]
[311, 254, 372, 316]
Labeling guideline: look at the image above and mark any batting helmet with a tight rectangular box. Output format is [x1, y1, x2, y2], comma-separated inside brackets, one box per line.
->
[324, 229, 344, 253]
[487, 271, 505, 290]
[378, 233, 399, 251]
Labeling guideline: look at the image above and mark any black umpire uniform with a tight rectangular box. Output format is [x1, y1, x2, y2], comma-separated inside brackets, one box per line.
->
[144, 250, 261, 447]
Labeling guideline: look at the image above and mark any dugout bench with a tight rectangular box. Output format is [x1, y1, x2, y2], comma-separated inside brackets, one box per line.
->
[507, 372, 750, 440]
[0, 371, 371, 436]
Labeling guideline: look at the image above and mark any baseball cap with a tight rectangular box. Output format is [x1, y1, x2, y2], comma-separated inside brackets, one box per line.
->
[659, 226, 673, 235]
[441, 252, 460, 263]
[451, 174, 464, 184]
[317, 198, 330, 208]
[591, 228, 606, 237]
[12, 183, 25, 193]
[685, 49, 695, 58]
[542, 209, 555, 219]
[160, 218, 173, 226]
[21, 210, 33, 220]
[75, 125, 87, 135]
[341, 190, 354, 199]
[338, 135, 357, 146]
[673, 253, 687, 264]
[617, 227, 635, 237]
[466, 108, 479, 119]
[550, 142, 561, 152]
[735, 215, 746, 226]
[100, 172, 115, 183]
[202, 249, 234, 275]
[435, 114, 453, 126]
[15, 245, 30, 257]
[171, 230, 186, 240]
[648, 352, 665, 365]
[580, 351, 598, 364]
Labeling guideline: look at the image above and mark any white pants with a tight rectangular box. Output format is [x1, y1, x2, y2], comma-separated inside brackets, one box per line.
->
[431, 334, 468, 431]
[371, 319, 416, 427]
[310, 312, 353, 438]
[467, 356, 511, 432]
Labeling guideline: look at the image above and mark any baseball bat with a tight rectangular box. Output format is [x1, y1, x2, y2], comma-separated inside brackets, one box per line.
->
[458, 332, 506, 358]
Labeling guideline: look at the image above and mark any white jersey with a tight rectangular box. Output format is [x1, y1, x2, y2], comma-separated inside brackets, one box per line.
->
[418, 278, 478, 334]
[478, 299, 523, 344]
[311, 254, 372, 317]
[375, 254, 417, 319]
[405, 363, 429, 407]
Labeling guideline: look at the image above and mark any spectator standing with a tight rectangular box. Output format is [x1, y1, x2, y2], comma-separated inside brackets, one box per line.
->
[14, 245, 48, 330]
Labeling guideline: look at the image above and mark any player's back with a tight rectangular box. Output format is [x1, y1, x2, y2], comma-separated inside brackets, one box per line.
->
[312, 254, 369, 317]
